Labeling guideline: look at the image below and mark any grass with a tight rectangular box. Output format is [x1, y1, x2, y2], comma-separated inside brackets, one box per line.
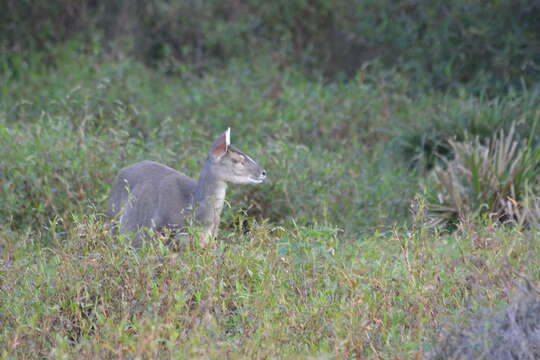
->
[1, 48, 540, 358]
[1, 51, 420, 235]
[3, 218, 540, 358]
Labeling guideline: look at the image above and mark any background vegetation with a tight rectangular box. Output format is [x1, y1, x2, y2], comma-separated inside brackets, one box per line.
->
[1, 0, 540, 358]
[3, 0, 540, 91]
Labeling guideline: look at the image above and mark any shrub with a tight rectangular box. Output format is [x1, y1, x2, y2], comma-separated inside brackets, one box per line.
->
[2, 0, 539, 89]
[396, 92, 540, 170]
[429, 284, 540, 360]
[428, 123, 540, 227]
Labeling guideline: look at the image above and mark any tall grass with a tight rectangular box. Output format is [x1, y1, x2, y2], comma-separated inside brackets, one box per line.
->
[1, 51, 421, 236]
[2, 48, 540, 357]
[2, 216, 540, 358]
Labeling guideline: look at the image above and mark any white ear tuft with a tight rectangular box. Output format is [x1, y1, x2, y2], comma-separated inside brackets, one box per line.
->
[209, 128, 230, 160]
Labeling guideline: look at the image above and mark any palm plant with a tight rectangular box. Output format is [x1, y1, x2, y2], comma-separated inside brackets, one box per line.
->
[428, 122, 540, 227]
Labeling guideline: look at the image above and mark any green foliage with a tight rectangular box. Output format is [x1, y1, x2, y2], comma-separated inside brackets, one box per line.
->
[0, 52, 418, 235]
[428, 124, 540, 227]
[2, 0, 539, 90]
[1, 40, 540, 357]
[397, 93, 540, 170]
[2, 215, 540, 358]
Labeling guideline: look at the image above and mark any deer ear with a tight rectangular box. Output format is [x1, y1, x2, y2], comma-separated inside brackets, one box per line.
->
[210, 128, 230, 160]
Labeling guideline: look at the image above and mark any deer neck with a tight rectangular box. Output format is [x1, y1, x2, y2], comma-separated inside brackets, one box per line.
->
[194, 162, 228, 228]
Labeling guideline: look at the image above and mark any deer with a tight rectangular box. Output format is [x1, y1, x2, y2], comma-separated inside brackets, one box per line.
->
[107, 128, 266, 247]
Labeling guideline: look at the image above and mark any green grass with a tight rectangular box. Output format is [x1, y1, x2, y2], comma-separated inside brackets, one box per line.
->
[1, 49, 540, 358]
[1, 51, 421, 235]
[3, 217, 539, 358]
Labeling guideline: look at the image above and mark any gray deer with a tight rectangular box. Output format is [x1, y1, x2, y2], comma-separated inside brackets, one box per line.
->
[108, 128, 266, 247]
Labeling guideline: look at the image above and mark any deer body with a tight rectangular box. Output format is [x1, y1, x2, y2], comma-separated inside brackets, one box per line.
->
[108, 129, 266, 247]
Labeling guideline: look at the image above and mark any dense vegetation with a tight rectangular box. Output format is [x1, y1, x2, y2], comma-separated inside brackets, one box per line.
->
[1, 1, 540, 358]
[3, 0, 540, 91]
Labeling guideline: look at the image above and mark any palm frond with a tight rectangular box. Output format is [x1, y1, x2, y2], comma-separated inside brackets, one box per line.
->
[428, 122, 540, 227]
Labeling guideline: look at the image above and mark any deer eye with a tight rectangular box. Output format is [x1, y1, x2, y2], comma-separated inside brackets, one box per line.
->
[232, 159, 240, 164]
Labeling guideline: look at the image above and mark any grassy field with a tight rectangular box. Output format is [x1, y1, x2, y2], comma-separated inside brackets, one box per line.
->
[1, 48, 540, 358]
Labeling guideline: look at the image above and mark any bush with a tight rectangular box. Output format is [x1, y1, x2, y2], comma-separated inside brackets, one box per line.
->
[429, 284, 540, 360]
[2, 0, 539, 90]
[428, 123, 540, 227]
[396, 93, 540, 170]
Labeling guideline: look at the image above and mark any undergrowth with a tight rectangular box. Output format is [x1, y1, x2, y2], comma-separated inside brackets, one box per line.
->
[429, 123, 540, 228]
[2, 217, 539, 358]
[1, 48, 540, 358]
